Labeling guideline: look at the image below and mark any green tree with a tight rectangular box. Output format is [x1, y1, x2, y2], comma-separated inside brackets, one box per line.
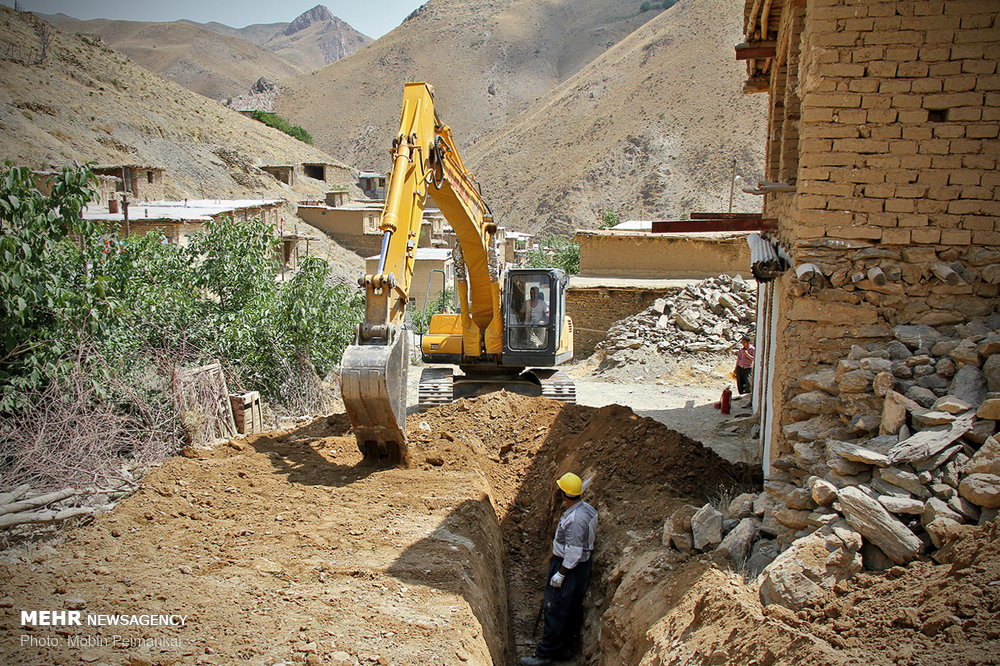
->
[526, 235, 580, 276]
[0, 163, 108, 411]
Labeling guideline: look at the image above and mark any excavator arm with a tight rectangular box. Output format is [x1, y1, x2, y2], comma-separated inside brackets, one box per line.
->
[340, 82, 501, 463]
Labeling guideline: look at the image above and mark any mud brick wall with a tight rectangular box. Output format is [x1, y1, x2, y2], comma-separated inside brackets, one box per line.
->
[764, 0, 1000, 469]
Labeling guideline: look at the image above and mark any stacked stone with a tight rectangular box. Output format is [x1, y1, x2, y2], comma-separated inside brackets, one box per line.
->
[663, 315, 1000, 608]
[596, 275, 756, 368]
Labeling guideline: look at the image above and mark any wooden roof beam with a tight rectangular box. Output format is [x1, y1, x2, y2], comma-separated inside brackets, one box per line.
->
[736, 40, 777, 60]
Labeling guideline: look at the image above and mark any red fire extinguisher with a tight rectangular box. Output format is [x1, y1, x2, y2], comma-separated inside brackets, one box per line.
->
[720, 386, 732, 415]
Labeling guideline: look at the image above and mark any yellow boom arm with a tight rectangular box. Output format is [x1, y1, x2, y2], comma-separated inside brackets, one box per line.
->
[341, 82, 502, 462]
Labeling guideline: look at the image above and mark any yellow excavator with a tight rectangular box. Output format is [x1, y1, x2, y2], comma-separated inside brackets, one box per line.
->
[340, 82, 575, 463]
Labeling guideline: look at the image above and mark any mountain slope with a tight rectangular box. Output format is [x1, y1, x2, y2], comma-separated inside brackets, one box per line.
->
[0, 7, 352, 202]
[261, 5, 372, 72]
[37, 14, 303, 100]
[468, 0, 768, 232]
[276, 0, 666, 170]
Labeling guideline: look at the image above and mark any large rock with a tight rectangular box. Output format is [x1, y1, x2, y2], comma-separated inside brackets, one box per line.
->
[922, 497, 964, 526]
[958, 473, 1000, 509]
[800, 369, 838, 394]
[964, 436, 1000, 476]
[661, 504, 700, 551]
[690, 504, 724, 550]
[894, 324, 942, 350]
[984, 354, 1000, 392]
[838, 486, 924, 564]
[829, 440, 890, 467]
[878, 495, 924, 515]
[949, 365, 987, 406]
[746, 539, 779, 579]
[808, 477, 839, 506]
[727, 493, 758, 520]
[790, 391, 838, 415]
[878, 467, 931, 498]
[716, 517, 759, 563]
[758, 525, 863, 610]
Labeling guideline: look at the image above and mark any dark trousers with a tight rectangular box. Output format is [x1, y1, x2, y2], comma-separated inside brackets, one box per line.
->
[736, 365, 753, 395]
[534, 555, 592, 659]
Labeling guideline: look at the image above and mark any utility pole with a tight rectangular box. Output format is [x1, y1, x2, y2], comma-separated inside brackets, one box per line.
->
[122, 193, 130, 237]
[728, 157, 737, 214]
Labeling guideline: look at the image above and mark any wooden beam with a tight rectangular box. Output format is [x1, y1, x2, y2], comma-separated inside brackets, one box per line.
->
[690, 212, 763, 220]
[736, 41, 777, 60]
[650, 219, 778, 233]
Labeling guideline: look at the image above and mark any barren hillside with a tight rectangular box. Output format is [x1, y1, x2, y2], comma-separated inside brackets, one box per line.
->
[277, 0, 765, 233]
[260, 5, 372, 72]
[40, 6, 371, 101]
[276, 0, 665, 171]
[470, 0, 768, 232]
[0, 7, 351, 203]
[38, 14, 303, 101]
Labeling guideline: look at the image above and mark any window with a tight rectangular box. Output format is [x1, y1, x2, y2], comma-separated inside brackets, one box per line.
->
[146, 170, 153, 184]
[506, 274, 552, 351]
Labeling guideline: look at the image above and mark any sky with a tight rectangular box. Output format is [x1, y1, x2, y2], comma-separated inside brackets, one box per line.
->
[0, 0, 426, 39]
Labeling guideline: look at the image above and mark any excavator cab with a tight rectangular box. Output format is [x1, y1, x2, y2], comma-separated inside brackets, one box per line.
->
[502, 268, 573, 367]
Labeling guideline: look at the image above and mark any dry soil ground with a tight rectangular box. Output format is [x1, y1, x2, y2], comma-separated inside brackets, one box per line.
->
[2, 369, 997, 666]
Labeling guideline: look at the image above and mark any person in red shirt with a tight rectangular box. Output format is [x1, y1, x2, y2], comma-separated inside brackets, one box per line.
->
[735, 335, 755, 395]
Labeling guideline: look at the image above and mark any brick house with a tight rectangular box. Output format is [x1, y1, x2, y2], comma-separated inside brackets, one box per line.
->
[739, 0, 1000, 474]
[92, 165, 166, 201]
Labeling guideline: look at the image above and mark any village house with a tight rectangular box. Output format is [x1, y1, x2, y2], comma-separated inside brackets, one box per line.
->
[575, 219, 754, 279]
[736, 0, 1000, 475]
[365, 247, 455, 311]
[91, 164, 166, 201]
[83, 198, 283, 246]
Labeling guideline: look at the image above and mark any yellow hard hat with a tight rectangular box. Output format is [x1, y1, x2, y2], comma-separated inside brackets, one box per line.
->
[556, 472, 583, 497]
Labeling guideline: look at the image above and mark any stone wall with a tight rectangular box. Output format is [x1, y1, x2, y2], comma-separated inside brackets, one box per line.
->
[763, 0, 1000, 472]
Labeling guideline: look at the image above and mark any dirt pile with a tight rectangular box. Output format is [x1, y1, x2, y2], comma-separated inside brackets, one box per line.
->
[602, 520, 1000, 665]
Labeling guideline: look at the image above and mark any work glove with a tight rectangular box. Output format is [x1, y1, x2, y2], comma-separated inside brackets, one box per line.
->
[549, 572, 565, 588]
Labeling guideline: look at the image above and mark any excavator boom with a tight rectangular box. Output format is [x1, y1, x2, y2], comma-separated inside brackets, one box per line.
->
[341, 82, 573, 464]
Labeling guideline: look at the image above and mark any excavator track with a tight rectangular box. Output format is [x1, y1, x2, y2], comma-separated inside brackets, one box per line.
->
[417, 367, 455, 411]
[535, 369, 577, 403]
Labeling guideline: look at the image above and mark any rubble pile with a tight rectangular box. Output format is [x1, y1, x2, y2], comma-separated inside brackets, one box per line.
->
[596, 275, 756, 371]
[663, 315, 1000, 610]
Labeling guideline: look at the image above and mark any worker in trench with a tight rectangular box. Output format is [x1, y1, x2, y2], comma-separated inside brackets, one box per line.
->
[521, 473, 598, 666]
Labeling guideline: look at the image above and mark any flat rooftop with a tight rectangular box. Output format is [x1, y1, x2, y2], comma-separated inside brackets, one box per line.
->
[84, 199, 282, 222]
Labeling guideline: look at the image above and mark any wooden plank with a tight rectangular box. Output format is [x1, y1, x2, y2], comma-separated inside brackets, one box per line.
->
[736, 41, 777, 60]
[650, 218, 778, 233]
[691, 212, 763, 220]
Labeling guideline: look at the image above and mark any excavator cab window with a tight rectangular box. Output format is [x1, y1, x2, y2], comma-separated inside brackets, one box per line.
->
[506, 273, 553, 351]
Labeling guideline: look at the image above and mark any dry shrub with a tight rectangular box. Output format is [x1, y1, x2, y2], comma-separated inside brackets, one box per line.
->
[0, 358, 179, 494]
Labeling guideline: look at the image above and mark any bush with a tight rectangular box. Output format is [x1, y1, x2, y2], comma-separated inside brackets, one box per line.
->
[525, 235, 581, 276]
[251, 110, 313, 145]
[600, 209, 621, 229]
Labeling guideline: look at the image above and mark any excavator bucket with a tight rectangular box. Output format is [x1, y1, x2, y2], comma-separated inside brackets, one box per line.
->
[340, 329, 409, 464]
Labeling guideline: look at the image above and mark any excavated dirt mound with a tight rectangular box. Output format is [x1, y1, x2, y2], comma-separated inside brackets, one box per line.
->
[603, 521, 1000, 666]
[0, 393, 756, 665]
